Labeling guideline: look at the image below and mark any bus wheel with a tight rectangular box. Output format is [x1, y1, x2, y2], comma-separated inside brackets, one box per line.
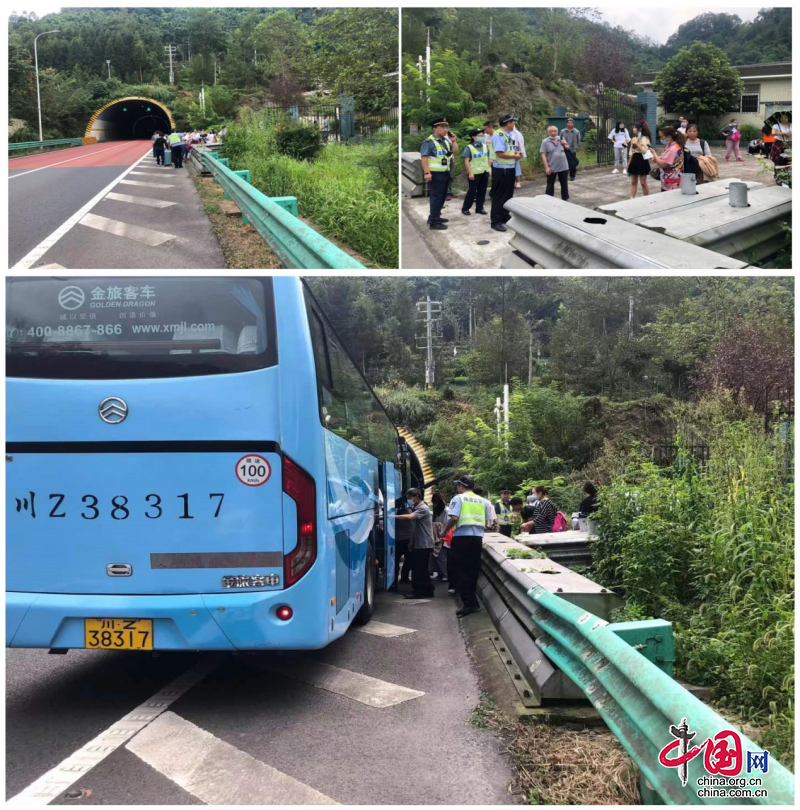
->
[354, 544, 375, 625]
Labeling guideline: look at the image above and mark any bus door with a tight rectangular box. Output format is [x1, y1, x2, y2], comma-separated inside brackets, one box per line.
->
[380, 461, 397, 590]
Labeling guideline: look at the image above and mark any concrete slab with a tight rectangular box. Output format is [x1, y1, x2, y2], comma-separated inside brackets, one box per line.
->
[596, 178, 765, 223]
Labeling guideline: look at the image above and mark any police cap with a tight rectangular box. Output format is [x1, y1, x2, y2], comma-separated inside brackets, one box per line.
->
[468, 128, 484, 137]
[498, 113, 517, 125]
[456, 475, 475, 489]
[431, 117, 448, 128]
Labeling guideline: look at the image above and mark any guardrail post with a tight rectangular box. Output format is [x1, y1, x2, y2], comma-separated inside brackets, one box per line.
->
[608, 619, 675, 677]
[213, 157, 230, 184]
[225, 170, 250, 200]
[272, 196, 299, 217]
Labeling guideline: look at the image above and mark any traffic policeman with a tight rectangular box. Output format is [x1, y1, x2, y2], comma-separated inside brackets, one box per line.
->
[494, 489, 514, 537]
[420, 117, 452, 230]
[483, 120, 497, 198]
[462, 128, 490, 216]
[167, 129, 184, 169]
[444, 475, 493, 617]
[490, 113, 522, 232]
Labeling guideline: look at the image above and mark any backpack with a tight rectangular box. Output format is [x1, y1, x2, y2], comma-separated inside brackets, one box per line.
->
[730, 128, 741, 142]
[682, 147, 702, 179]
[552, 511, 570, 532]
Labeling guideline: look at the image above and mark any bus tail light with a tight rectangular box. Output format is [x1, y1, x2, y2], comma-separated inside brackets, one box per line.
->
[283, 455, 317, 587]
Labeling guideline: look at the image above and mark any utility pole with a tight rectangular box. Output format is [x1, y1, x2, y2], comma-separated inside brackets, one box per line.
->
[628, 293, 634, 337]
[425, 28, 431, 102]
[416, 296, 442, 390]
[34, 29, 60, 142]
[503, 382, 510, 452]
[199, 84, 206, 116]
[185, 39, 191, 64]
[254, 49, 257, 66]
[164, 44, 176, 84]
[106, 60, 111, 80]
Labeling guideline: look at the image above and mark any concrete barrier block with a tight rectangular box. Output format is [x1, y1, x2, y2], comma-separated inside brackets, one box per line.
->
[401, 151, 424, 184]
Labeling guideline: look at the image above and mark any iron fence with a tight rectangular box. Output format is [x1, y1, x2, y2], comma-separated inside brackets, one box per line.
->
[260, 100, 397, 143]
[595, 89, 639, 164]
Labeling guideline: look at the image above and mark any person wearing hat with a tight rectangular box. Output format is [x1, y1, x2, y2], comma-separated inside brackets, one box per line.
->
[461, 128, 490, 216]
[494, 489, 514, 537]
[559, 118, 582, 180]
[420, 117, 453, 231]
[483, 120, 497, 198]
[490, 113, 523, 232]
[443, 475, 493, 617]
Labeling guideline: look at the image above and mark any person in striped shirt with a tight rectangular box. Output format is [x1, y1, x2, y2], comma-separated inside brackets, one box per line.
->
[520, 486, 557, 533]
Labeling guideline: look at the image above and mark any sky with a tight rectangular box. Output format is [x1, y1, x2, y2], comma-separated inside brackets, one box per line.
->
[10, 3, 767, 46]
[598, 7, 761, 44]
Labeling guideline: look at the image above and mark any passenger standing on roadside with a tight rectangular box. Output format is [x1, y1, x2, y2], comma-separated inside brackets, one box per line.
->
[421, 117, 453, 231]
[608, 121, 630, 174]
[430, 491, 450, 584]
[490, 113, 523, 233]
[444, 475, 493, 617]
[541, 126, 570, 201]
[168, 129, 184, 169]
[152, 131, 167, 166]
[483, 120, 497, 198]
[627, 120, 652, 198]
[395, 489, 435, 599]
[560, 118, 582, 180]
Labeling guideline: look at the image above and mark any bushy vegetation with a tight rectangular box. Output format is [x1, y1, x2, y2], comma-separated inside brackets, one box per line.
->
[593, 396, 794, 766]
[222, 114, 398, 268]
[274, 125, 324, 161]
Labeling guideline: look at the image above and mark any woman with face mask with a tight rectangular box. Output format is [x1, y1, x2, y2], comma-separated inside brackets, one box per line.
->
[650, 126, 686, 192]
[608, 121, 630, 173]
[721, 118, 744, 162]
[462, 128, 490, 216]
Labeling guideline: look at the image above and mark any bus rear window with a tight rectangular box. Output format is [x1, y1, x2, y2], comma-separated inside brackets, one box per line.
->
[6, 277, 277, 379]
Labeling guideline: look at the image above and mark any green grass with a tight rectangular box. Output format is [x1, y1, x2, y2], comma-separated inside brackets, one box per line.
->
[222, 117, 398, 268]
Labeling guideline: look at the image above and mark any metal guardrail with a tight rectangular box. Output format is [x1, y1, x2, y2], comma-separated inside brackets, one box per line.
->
[527, 586, 795, 804]
[192, 146, 366, 270]
[9, 138, 84, 155]
[478, 539, 795, 804]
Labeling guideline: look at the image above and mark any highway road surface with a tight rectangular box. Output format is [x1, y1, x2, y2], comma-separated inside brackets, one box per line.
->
[9, 141, 226, 270]
[6, 589, 515, 805]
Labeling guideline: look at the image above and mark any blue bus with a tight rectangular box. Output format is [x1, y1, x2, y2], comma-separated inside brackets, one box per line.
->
[6, 276, 417, 652]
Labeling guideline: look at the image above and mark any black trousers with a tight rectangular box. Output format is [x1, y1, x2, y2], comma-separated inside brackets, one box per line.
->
[153, 146, 165, 165]
[546, 169, 570, 200]
[428, 171, 449, 224]
[170, 145, 183, 168]
[450, 536, 482, 609]
[498, 525, 512, 538]
[411, 548, 434, 597]
[395, 538, 412, 583]
[463, 172, 489, 212]
[490, 168, 516, 225]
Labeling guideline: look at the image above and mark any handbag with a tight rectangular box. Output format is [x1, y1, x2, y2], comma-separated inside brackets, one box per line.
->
[730, 129, 741, 142]
[650, 165, 661, 180]
[641, 149, 654, 160]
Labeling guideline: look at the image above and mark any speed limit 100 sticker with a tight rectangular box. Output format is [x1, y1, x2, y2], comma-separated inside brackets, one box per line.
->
[235, 454, 272, 487]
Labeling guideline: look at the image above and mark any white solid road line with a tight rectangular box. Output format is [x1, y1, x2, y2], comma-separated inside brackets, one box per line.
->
[128, 711, 338, 805]
[10, 147, 152, 270]
[117, 178, 176, 188]
[8, 142, 133, 179]
[7, 657, 219, 806]
[262, 658, 425, 707]
[356, 620, 417, 638]
[79, 213, 178, 246]
[105, 191, 177, 208]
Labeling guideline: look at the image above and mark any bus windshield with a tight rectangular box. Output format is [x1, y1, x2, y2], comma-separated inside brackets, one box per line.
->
[6, 277, 277, 379]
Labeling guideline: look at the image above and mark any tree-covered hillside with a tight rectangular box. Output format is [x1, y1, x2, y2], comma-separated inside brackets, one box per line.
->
[401, 7, 791, 129]
[8, 7, 397, 139]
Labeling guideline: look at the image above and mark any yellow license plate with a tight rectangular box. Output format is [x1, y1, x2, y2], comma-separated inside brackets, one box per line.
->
[85, 619, 153, 650]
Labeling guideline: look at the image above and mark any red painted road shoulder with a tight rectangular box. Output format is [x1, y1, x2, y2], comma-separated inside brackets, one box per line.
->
[9, 141, 151, 172]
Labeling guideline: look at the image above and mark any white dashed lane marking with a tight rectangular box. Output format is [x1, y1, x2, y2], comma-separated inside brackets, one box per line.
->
[356, 620, 417, 638]
[127, 712, 338, 805]
[105, 192, 177, 208]
[79, 213, 178, 246]
[259, 658, 425, 707]
[117, 178, 176, 188]
[7, 657, 219, 806]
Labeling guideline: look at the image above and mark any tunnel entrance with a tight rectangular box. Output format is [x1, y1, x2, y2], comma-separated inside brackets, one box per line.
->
[85, 97, 175, 142]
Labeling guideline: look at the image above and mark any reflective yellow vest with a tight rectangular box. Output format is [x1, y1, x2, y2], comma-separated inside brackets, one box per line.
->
[467, 143, 489, 174]
[494, 130, 517, 167]
[168, 133, 182, 146]
[426, 135, 451, 172]
[496, 501, 513, 526]
[454, 494, 487, 531]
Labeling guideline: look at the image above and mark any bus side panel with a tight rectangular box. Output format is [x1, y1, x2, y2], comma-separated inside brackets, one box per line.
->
[272, 277, 339, 645]
[383, 461, 397, 590]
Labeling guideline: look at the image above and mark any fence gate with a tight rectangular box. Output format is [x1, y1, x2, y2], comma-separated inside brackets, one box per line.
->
[595, 89, 639, 164]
